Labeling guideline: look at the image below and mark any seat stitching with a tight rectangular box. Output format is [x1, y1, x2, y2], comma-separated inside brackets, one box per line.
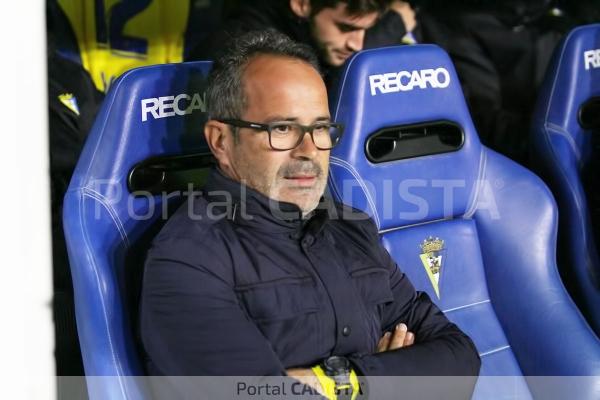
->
[330, 156, 381, 229]
[546, 123, 582, 162]
[78, 192, 128, 398]
[81, 187, 130, 247]
[377, 217, 452, 234]
[543, 29, 573, 124]
[333, 54, 359, 119]
[542, 126, 597, 286]
[479, 345, 511, 357]
[463, 149, 487, 219]
[80, 77, 128, 181]
[442, 299, 491, 313]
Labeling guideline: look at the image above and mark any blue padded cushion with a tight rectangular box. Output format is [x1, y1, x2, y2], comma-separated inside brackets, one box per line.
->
[329, 45, 600, 400]
[63, 61, 212, 400]
[531, 24, 600, 333]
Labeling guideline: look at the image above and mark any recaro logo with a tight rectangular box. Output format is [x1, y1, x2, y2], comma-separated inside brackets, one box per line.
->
[369, 68, 451, 96]
[141, 93, 206, 122]
[584, 49, 600, 70]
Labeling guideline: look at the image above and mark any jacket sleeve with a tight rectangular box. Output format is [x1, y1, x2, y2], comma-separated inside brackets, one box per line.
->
[347, 221, 481, 395]
[364, 9, 407, 48]
[140, 235, 287, 376]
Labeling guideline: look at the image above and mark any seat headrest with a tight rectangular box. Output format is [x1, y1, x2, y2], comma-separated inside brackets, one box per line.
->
[535, 24, 600, 146]
[69, 61, 213, 192]
[329, 45, 483, 230]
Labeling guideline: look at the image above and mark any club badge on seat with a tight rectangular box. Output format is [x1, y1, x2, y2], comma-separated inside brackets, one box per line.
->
[419, 237, 445, 299]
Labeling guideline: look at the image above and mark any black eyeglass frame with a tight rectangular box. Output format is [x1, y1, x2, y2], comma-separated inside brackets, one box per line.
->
[217, 118, 344, 151]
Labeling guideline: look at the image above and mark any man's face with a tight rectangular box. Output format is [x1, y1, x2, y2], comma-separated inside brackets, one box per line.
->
[310, 3, 379, 67]
[222, 55, 331, 214]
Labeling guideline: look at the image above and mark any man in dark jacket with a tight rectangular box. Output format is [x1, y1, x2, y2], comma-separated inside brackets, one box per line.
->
[141, 30, 480, 398]
[186, 0, 407, 84]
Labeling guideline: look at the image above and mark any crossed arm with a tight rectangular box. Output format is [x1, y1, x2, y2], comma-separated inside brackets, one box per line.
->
[287, 323, 416, 395]
[141, 235, 480, 397]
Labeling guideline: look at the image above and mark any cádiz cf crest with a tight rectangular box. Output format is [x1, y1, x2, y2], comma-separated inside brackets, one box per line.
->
[419, 237, 445, 299]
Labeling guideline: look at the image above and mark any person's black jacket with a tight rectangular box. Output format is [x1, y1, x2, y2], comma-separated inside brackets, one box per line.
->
[186, 0, 406, 86]
[187, 0, 312, 61]
[140, 169, 480, 396]
[415, 0, 598, 164]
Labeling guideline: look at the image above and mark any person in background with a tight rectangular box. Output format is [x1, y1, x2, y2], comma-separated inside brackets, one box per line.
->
[54, 0, 224, 93]
[47, 3, 104, 398]
[364, 0, 418, 46]
[412, 0, 600, 164]
[186, 0, 407, 86]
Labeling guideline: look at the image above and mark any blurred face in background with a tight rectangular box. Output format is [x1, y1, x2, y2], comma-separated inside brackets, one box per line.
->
[291, 0, 380, 67]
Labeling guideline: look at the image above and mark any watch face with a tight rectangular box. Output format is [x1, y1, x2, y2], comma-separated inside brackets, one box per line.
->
[324, 356, 350, 375]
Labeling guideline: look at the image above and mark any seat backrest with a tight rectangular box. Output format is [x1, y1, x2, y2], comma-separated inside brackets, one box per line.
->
[63, 61, 213, 400]
[531, 24, 600, 334]
[329, 44, 600, 399]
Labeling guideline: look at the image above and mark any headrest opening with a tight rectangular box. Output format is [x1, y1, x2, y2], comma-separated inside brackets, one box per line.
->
[128, 152, 214, 195]
[579, 97, 600, 131]
[365, 120, 465, 163]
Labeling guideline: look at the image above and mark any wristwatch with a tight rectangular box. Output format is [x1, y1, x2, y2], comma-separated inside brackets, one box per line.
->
[322, 356, 354, 400]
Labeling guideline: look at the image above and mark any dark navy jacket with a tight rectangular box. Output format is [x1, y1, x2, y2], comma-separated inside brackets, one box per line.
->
[140, 169, 480, 380]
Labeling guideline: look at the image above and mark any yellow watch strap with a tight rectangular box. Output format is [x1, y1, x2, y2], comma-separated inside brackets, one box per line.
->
[311, 365, 360, 400]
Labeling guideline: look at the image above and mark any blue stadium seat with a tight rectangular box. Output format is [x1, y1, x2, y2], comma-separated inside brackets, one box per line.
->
[63, 61, 213, 400]
[328, 45, 600, 399]
[531, 24, 600, 334]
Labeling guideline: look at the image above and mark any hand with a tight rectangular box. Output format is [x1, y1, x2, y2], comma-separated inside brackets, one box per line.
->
[286, 368, 325, 396]
[388, 1, 417, 32]
[376, 323, 415, 352]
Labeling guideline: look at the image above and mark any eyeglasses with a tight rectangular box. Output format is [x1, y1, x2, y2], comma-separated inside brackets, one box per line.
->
[218, 119, 344, 151]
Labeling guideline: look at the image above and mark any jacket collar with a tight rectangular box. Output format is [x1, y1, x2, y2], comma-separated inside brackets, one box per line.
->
[203, 168, 335, 236]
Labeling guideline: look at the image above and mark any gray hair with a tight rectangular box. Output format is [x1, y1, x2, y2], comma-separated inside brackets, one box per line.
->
[205, 30, 321, 122]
